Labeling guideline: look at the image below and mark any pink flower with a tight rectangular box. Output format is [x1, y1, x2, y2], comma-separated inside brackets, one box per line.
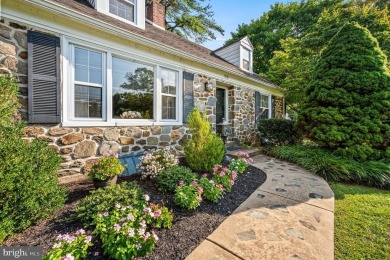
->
[178, 180, 185, 187]
[197, 187, 204, 193]
[152, 231, 159, 241]
[94, 252, 100, 256]
[61, 254, 74, 260]
[144, 195, 150, 201]
[113, 224, 121, 231]
[232, 171, 237, 179]
[127, 228, 135, 237]
[140, 220, 147, 227]
[191, 181, 198, 186]
[144, 232, 151, 241]
[154, 210, 162, 217]
[138, 228, 145, 236]
[52, 243, 62, 249]
[197, 196, 203, 202]
[143, 207, 151, 213]
[136, 244, 142, 250]
[202, 173, 208, 177]
[127, 213, 135, 221]
[219, 172, 225, 177]
[103, 212, 109, 217]
[217, 184, 225, 191]
[229, 179, 235, 186]
[85, 236, 92, 243]
[75, 229, 85, 235]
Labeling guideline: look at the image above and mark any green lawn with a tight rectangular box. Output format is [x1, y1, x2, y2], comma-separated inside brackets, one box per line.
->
[331, 183, 390, 260]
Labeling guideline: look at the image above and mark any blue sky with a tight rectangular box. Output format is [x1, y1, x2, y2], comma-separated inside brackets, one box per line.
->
[202, 0, 291, 50]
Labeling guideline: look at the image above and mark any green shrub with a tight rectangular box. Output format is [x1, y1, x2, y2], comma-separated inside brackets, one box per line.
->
[272, 145, 390, 188]
[0, 124, 66, 242]
[0, 76, 19, 127]
[144, 203, 173, 229]
[184, 108, 225, 172]
[155, 166, 197, 193]
[88, 153, 124, 181]
[199, 177, 223, 203]
[258, 119, 299, 146]
[75, 182, 145, 226]
[174, 181, 203, 210]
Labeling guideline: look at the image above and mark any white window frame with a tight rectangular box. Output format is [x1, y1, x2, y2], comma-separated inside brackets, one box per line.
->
[106, 0, 137, 25]
[241, 47, 252, 72]
[256, 92, 271, 121]
[63, 39, 183, 127]
[216, 86, 229, 122]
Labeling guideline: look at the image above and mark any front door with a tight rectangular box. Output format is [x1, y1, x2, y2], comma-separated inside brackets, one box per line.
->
[216, 87, 227, 135]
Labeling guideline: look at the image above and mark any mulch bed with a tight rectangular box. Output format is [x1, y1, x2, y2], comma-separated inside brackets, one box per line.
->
[3, 164, 266, 259]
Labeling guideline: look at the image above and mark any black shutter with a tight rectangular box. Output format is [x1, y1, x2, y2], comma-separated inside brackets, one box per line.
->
[271, 95, 276, 118]
[255, 91, 260, 124]
[183, 72, 194, 123]
[28, 31, 61, 123]
[86, 0, 96, 8]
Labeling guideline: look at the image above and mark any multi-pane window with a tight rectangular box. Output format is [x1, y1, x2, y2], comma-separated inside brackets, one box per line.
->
[242, 48, 250, 71]
[255, 92, 270, 123]
[109, 0, 135, 22]
[161, 69, 178, 120]
[112, 57, 154, 119]
[74, 47, 103, 118]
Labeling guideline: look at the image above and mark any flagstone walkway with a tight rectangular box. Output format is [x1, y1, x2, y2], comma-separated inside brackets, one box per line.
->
[187, 152, 334, 260]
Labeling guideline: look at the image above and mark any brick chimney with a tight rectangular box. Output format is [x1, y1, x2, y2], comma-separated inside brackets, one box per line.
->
[146, 0, 166, 29]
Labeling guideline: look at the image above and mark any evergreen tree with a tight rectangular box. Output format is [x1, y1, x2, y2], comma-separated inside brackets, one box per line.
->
[298, 22, 390, 160]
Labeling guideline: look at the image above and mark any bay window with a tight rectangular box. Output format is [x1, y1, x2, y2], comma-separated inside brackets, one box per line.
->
[69, 44, 181, 125]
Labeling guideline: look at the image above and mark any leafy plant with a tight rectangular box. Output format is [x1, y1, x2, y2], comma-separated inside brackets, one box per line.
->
[137, 148, 178, 179]
[75, 182, 145, 226]
[0, 76, 19, 126]
[212, 165, 237, 192]
[94, 205, 158, 259]
[0, 124, 66, 243]
[184, 108, 225, 172]
[143, 203, 173, 229]
[155, 166, 197, 193]
[258, 119, 300, 146]
[198, 177, 223, 203]
[88, 151, 124, 181]
[43, 229, 93, 260]
[174, 181, 203, 210]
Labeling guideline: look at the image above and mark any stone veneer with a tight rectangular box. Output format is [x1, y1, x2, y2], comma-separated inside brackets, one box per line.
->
[0, 17, 284, 181]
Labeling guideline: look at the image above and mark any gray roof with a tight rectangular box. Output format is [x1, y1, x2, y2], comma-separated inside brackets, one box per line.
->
[46, 0, 278, 87]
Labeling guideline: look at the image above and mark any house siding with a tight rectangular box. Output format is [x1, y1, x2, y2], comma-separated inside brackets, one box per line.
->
[214, 43, 241, 68]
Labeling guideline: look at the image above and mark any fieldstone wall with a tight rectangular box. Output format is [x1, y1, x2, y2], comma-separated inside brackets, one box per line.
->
[193, 74, 217, 130]
[23, 125, 190, 178]
[0, 18, 29, 121]
[275, 96, 284, 118]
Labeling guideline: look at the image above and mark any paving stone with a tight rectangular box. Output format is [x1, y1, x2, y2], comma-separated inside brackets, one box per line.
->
[269, 205, 289, 213]
[272, 179, 278, 182]
[285, 183, 301, 187]
[246, 210, 269, 220]
[273, 173, 284, 178]
[276, 188, 287, 192]
[289, 168, 298, 171]
[299, 220, 316, 231]
[264, 231, 280, 241]
[309, 193, 323, 199]
[257, 193, 265, 199]
[313, 211, 321, 223]
[285, 228, 304, 240]
[290, 255, 302, 260]
[237, 229, 256, 241]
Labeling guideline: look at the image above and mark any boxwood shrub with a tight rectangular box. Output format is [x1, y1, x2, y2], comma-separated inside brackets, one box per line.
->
[0, 124, 66, 242]
[258, 119, 300, 146]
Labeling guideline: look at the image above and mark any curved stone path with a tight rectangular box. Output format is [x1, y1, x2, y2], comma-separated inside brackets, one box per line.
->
[187, 152, 334, 260]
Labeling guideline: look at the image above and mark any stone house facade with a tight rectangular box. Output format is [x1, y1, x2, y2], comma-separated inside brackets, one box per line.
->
[0, 0, 284, 182]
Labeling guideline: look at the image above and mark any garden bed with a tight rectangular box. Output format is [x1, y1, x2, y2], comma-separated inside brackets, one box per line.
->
[3, 164, 266, 259]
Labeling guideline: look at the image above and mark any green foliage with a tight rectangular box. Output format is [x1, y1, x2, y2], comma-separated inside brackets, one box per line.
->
[155, 166, 197, 193]
[43, 230, 93, 260]
[331, 183, 390, 259]
[0, 124, 66, 243]
[298, 22, 390, 159]
[198, 177, 223, 203]
[88, 155, 124, 181]
[174, 181, 202, 210]
[154, 0, 224, 43]
[228, 158, 249, 174]
[144, 203, 173, 229]
[184, 108, 225, 172]
[272, 145, 390, 188]
[94, 205, 157, 259]
[258, 119, 300, 146]
[0, 76, 19, 126]
[211, 165, 237, 192]
[75, 182, 145, 226]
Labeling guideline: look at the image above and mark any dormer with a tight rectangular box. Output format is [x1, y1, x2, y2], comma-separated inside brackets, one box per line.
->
[87, 0, 146, 30]
[213, 36, 254, 72]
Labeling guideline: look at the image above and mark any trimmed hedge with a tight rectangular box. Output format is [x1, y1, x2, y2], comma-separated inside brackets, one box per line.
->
[258, 119, 299, 146]
[271, 145, 390, 188]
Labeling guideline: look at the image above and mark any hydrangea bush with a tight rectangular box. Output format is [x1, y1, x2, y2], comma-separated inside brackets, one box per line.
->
[138, 148, 178, 179]
[212, 165, 238, 192]
[43, 229, 93, 260]
[228, 151, 253, 174]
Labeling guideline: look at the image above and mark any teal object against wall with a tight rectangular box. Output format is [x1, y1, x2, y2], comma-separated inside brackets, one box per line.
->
[119, 153, 143, 176]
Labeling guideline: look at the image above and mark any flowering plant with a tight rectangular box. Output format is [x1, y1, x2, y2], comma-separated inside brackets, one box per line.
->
[212, 165, 237, 192]
[174, 181, 203, 210]
[137, 148, 178, 179]
[198, 177, 224, 203]
[228, 159, 248, 174]
[143, 203, 173, 229]
[237, 151, 253, 164]
[43, 229, 93, 260]
[94, 204, 158, 259]
[89, 151, 124, 181]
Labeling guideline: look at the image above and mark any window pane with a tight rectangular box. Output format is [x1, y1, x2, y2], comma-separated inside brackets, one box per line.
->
[75, 47, 102, 84]
[75, 48, 88, 66]
[242, 48, 250, 60]
[109, 0, 134, 22]
[112, 57, 154, 119]
[75, 85, 102, 118]
[89, 51, 102, 68]
[261, 95, 269, 107]
[89, 67, 102, 84]
[162, 96, 176, 120]
[161, 69, 177, 95]
[75, 64, 88, 82]
[243, 59, 250, 70]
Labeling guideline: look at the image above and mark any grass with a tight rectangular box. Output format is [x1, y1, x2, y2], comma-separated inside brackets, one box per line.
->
[271, 145, 390, 188]
[331, 183, 390, 260]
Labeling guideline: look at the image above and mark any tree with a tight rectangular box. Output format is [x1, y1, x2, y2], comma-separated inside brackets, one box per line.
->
[120, 67, 154, 92]
[298, 22, 390, 160]
[147, 0, 224, 43]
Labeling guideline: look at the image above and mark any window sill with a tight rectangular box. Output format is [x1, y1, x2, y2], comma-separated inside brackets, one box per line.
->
[61, 121, 183, 127]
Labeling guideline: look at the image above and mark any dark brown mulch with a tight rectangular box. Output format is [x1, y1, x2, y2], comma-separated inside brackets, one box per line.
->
[3, 165, 266, 259]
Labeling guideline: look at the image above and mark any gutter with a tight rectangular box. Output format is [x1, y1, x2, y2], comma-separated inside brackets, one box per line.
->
[23, 0, 279, 90]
